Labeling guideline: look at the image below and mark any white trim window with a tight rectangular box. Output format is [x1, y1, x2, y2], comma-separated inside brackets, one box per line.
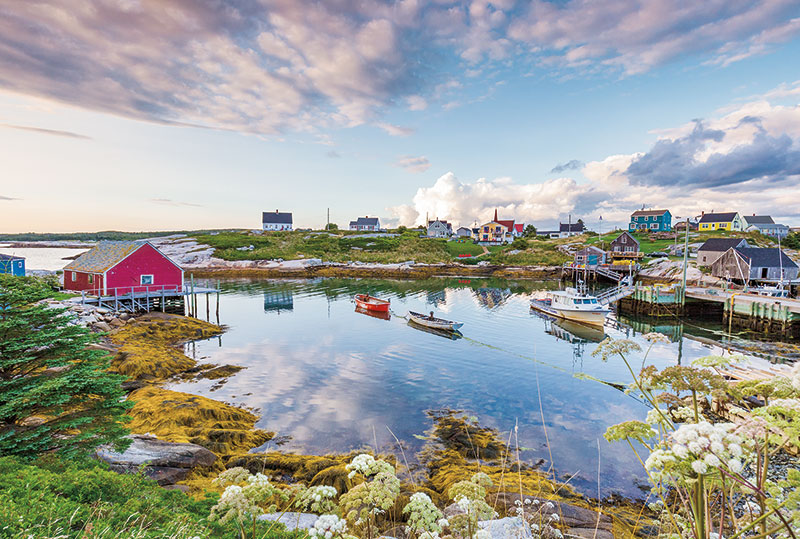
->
[140, 274, 154, 285]
[71, 271, 76, 281]
[88, 274, 94, 284]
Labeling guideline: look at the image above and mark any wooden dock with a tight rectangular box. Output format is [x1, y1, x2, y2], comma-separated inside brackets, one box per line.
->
[77, 282, 220, 317]
[685, 287, 800, 338]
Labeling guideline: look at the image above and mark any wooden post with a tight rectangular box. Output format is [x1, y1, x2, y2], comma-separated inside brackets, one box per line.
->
[206, 292, 210, 321]
[216, 280, 220, 323]
[161, 289, 165, 312]
[190, 274, 196, 317]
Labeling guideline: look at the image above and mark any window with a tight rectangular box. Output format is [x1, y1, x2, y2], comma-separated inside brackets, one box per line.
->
[71, 271, 76, 282]
[140, 275, 154, 285]
[621, 235, 626, 244]
[88, 274, 93, 284]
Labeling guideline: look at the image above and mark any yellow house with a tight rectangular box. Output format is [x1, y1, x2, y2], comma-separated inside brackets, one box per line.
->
[698, 212, 743, 231]
[476, 220, 508, 242]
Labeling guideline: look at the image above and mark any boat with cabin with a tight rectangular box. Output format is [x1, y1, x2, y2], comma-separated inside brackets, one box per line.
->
[530, 282, 611, 326]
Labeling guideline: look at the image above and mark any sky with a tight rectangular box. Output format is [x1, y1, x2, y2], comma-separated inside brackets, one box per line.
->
[1, 0, 800, 233]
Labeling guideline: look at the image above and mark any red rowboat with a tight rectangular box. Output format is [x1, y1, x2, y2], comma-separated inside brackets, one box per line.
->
[354, 294, 390, 312]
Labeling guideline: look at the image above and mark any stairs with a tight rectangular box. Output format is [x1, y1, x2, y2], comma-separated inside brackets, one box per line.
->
[596, 284, 634, 305]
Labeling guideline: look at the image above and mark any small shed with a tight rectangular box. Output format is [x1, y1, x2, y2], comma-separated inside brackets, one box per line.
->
[610, 231, 640, 254]
[63, 241, 183, 295]
[574, 246, 606, 266]
[697, 238, 748, 266]
[711, 247, 799, 282]
[0, 253, 25, 276]
[456, 227, 472, 238]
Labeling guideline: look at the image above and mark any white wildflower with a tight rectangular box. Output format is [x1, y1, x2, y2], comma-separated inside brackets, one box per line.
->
[309, 515, 347, 539]
[691, 460, 708, 474]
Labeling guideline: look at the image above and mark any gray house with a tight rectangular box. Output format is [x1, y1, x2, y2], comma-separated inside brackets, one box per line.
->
[697, 238, 749, 266]
[574, 246, 606, 266]
[456, 226, 472, 238]
[711, 247, 799, 282]
[349, 216, 380, 231]
[745, 222, 790, 239]
[427, 219, 452, 238]
[262, 210, 293, 231]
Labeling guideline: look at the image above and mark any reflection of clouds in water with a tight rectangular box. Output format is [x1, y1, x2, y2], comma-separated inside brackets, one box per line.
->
[170, 278, 765, 498]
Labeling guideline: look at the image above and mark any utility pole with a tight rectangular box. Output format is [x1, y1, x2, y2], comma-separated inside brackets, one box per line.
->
[680, 217, 690, 306]
[326, 207, 330, 230]
[599, 215, 603, 249]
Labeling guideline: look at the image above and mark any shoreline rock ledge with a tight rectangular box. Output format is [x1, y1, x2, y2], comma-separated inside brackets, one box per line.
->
[96, 434, 216, 487]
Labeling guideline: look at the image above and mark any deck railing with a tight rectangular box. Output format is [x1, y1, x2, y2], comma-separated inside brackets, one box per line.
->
[80, 283, 183, 300]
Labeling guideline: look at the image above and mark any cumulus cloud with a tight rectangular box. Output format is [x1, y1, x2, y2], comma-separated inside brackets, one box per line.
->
[550, 159, 584, 173]
[0, 123, 91, 139]
[391, 91, 800, 229]
[395, 155, 431, 173]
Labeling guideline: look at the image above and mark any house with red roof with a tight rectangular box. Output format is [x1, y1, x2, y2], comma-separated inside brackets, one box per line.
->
[63, 241, 183, 296]
[475, 210, 524, 244]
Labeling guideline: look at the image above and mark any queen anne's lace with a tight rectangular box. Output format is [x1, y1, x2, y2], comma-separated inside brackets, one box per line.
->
[309, 514, 348, 539]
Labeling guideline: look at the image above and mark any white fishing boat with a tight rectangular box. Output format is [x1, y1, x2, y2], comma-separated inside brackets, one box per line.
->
[408, 310, 464, 332]
[530, 282, 611, 326]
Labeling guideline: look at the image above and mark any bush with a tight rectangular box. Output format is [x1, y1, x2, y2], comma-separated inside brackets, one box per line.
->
[0, 456, 302, 538]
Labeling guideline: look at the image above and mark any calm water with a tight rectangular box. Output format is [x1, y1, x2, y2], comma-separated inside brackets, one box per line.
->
[0, 245, 90, 271]
[168, 277, 768, 499]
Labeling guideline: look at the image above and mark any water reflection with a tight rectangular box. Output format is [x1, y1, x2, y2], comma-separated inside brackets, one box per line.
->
[473, 287, 512, 309]
[355, 305, 391, 321]
[173, 277, 784, 499]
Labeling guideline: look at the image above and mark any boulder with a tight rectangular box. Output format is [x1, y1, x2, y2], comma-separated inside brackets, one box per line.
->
[257, 512, 318, 530]
[566, 527, 614, 539]
[492, 493, 613, 532]
[478, 517, 534, 539]
[93, 321, 112, 332]
[96, 434, 216, 485]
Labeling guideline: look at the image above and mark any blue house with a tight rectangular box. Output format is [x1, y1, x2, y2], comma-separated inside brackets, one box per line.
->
[629, 209, 672, 232]
[0, 254, 25, 276]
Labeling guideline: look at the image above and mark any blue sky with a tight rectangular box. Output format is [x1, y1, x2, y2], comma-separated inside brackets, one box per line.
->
[1, 0, 800, 232]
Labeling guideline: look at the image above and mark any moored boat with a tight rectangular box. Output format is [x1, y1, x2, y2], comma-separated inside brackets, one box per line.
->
[354, 294, 391, 312]
[530, 283, 610, 326]
[355, 305, 391, 320]
[408, 310, 464, 332]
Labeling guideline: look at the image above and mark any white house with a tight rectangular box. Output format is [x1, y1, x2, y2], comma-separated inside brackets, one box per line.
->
[427, 219, 452, 238]
[262, 210, 293, 231]
[559, 222, 586, 238]
[349, 216, 380, 231]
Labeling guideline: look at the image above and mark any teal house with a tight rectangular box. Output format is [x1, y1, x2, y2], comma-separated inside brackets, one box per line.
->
[0, 254, 25, 276]
[629, 209, 672, 232]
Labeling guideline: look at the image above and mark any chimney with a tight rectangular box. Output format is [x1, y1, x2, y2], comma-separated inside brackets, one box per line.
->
[701, 211, 705, 216]
[493, 208, 498, 222]
[275, 209, 279, 213]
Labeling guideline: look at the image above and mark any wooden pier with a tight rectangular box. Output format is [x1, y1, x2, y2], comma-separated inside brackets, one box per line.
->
[78, 280, 220, 317]
[617, 284, 722, 319]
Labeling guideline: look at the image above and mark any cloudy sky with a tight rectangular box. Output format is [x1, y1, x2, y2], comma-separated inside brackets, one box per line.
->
[1, 0, 800, 232]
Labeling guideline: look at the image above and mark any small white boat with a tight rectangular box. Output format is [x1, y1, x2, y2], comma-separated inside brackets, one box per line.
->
[747, 284, 789, 298]
[408, 310, 464, 332]
[530, 283, 610, 326]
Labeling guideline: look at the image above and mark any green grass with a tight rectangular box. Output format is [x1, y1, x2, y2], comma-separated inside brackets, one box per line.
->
[585, 229, 775, 255]
[0, 456, 302, 539]
[193, 230, 576, 266]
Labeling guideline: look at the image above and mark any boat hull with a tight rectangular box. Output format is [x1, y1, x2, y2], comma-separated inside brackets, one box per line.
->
[354, 294, 390, 312]
[408, 311, 463, 332]
[530, 299, 609, 326]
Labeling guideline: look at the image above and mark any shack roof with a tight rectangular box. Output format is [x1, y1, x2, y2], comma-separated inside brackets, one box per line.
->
[0, 253, 24, 261]
[697, 238, 748, 252]
[350, 216, 379, 226]
[64, 241, 141, 273]
[744, 215, 774, 224]
[734, 248, 798, 269]
[631, 209, 670, 217]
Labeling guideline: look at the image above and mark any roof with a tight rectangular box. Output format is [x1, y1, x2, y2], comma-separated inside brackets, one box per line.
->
[64, 241, 141, 273]
[428, 219, 450, 227]
[577, 246, 605, 254]
[747, 222, 789, 230]
[733, 248, 798, 269]
[631, 209, 669, 217]
[698, 238, 748, 252]
[559, 222, 585, 232]
[497, 219, 515, 230]
[262, 211, 292, 224]
[698, 212, 738, 223]
[514, 223, 524, 233]
[612, 231, 640, 245]
[0, 253, 24, 261]
[744, 215, 774, 225]
[457, 226, 471, 231]
[350, 216, 379, 226]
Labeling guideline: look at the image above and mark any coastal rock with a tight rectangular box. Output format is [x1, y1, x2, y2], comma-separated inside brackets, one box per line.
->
[566, 527, 614, 539]
[93, 321, 112, 332]
[257, 512, 318, 530]
[96, 434, 216, 485]
[478, 517, 534, 538]
[492, 493, 613, 531]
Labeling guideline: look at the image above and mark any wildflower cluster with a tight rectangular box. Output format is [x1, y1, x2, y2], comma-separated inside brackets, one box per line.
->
[209, 485, 261, 523]
[447, 473, 496, 538]
[309, 514, 349, 539]
[510, 499, 563, 539]
[645, 421, 753, 485]
[296, 485, 338, 514]
[403, 492, 444, 535]
[213, 466, 251, 487]
[346, 453, 394, 479]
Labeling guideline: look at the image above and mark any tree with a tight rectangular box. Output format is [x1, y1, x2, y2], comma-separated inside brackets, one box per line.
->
[324, 222, 338, 231]
[0, 275, 131, 459]
[523, 224, 537, 238]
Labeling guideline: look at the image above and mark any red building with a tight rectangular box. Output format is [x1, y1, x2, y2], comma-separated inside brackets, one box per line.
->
[63, 241, 183, 296]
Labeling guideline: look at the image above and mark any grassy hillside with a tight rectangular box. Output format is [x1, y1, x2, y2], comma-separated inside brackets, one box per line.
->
[192, 230, 573, 265]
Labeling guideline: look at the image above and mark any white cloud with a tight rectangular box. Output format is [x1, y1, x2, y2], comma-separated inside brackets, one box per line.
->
[377, 123, 415, 136]
[395, 155, 431, 173]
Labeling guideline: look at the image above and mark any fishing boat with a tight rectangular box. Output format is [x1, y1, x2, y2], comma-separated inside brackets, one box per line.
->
[354, 294, 390, 312]
[408, 310, 464, 332]
[530, 282, 610, 326]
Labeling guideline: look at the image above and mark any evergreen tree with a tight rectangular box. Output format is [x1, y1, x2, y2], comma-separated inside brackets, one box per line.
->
[523, 224, 537, 238]
[0, 275, 131, 458]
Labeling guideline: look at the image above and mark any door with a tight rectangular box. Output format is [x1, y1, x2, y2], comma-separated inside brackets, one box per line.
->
[761, 268, 768, 279]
